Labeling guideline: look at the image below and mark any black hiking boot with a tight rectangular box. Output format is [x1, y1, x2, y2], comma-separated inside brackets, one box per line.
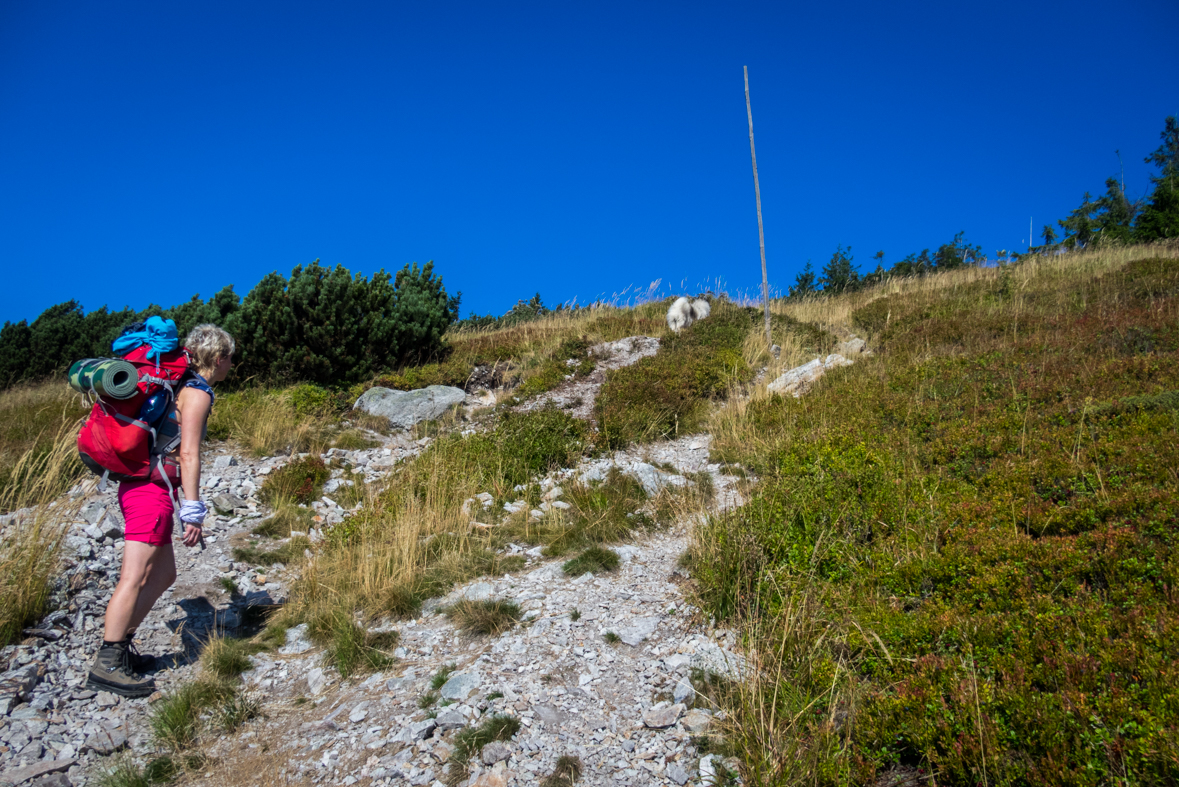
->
[86, 640, 155, 698]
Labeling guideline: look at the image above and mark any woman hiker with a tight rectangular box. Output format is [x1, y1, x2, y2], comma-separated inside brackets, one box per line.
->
[87, 324, 235, 697]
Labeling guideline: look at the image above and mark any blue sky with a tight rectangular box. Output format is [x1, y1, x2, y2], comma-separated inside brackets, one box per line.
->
[2, 0, 1177, 323]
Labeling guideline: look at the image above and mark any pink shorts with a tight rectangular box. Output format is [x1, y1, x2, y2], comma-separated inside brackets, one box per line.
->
[118, 479, 177, 546]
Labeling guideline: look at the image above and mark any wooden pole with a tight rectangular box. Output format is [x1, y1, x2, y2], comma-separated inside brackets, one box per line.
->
[744, 66, 771, 345]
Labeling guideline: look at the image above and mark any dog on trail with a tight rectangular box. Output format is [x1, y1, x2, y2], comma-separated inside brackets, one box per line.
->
[666, 297, 711, 332]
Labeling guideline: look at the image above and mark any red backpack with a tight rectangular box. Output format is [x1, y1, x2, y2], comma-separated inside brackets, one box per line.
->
[76, 344, 191, 488]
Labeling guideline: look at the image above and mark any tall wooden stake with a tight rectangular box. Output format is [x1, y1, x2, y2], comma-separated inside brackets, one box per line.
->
[744, 66, 771, 345]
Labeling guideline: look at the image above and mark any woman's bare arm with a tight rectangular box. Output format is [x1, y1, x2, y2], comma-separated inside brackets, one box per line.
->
[176, 386, 211, 546]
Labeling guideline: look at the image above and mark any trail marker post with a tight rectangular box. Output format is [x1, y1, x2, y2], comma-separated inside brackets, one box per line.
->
[744, 66, 771, 345]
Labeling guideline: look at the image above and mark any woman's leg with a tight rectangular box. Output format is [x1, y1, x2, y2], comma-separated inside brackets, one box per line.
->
[103, 541, 175, 642]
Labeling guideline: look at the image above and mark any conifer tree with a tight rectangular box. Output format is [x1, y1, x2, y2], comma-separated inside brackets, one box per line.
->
[1137, 115, 1179, 240]
[819, 245, 860, 292]
[788, 261, 817, 298]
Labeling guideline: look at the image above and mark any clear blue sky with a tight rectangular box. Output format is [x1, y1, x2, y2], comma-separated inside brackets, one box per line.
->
[3, 0, 1177, 324]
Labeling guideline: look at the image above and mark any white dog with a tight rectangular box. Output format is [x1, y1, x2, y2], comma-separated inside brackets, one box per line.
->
[666, 297, 711, 332]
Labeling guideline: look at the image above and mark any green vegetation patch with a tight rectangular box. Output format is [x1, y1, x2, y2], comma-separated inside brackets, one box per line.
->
[768, 310, 838, 354]
[446, 715, 521, 786]
[371, 358, 473, 391]
[259, 455, 330, 504]
[251, 503, 315, 538]
[597, 301, 752, 446]
[445, 598, 522, 636]
[562, 545, 620, 577]
[688, 253, 1179, 784]
[304, 607, 397, 677]
[539, 755, 584, 787]
[515, 337, 597, 400]
[232, 535, 311, 566]
[409, 408, 592, 497]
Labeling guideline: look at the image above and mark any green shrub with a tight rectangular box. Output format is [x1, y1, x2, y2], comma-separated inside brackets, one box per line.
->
[200, 635, 258, 680]
[418, 408, 591, 495]
[287, 383, 333, 415]
[224, 260, 459, 386]
[515, 337, 596, 400]
[371, 358, 472, 391]
[251, 503, 314, 538]
[539, 755, 583, 787]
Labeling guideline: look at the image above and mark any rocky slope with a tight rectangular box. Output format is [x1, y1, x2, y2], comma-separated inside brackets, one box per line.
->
[0, 336, 862, 787]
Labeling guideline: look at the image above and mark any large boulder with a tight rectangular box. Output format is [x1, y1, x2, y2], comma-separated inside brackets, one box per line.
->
[354, 385, 467, 430]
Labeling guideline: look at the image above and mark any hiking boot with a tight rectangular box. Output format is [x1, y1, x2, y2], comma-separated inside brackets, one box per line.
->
[86, 641, 155, 698]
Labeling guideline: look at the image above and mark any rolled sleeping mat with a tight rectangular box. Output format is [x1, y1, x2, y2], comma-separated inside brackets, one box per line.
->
[68, 358, 140, 399]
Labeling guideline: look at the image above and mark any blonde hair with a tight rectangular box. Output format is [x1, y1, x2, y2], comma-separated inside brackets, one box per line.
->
[185, 324, 235, 379]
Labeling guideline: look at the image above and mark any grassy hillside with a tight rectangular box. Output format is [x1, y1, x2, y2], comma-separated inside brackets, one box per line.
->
[692, 244, 1179, 785]
[4, 244, 1177, 786]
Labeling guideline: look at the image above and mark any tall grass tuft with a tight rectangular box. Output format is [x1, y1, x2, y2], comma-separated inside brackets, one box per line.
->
[0, 426, 84, 645]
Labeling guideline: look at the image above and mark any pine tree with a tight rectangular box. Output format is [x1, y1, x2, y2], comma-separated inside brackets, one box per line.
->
[1137, 116, 1179, 241]
[788, 261, 817, 298]
[819, 245, 860, 292]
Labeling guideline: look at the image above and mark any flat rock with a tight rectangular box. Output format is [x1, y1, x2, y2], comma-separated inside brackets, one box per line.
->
[83, 722, 127, 755]
[439, 673, 478, 701]
[0, 759, 74, 787]
[451, 582, 493, 603]
[617, 615, 660, 646]
[306, 667, 327, 695]
[0, 664, 42, 702]
[28, 774, 70, 787]
[666, 763, 690, 785]
[673, 677, 695, 704]
[480, 740, 512, 765]
[767, 353, 854, 397]
[354, 386, 467, 430]
[211, 493, 246, 514]
[407, 719, 437, 741]
[79, 502, 106, 525]
[642, 703, 685, 729]
[433, 709, 466, 732]
[623, 462, 669, 496]
[681, 708, 712, 734]
[470, 764, 509, 787]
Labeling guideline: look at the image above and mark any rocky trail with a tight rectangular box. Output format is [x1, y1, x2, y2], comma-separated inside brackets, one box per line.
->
[0, 334, 864, 787]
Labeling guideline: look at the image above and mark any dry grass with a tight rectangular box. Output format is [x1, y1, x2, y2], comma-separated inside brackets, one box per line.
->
[0, 380, 87, 493]
[773, 241, 1179, 336]
[207, 388, 337, 457]
[0, 426, 84, 645]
